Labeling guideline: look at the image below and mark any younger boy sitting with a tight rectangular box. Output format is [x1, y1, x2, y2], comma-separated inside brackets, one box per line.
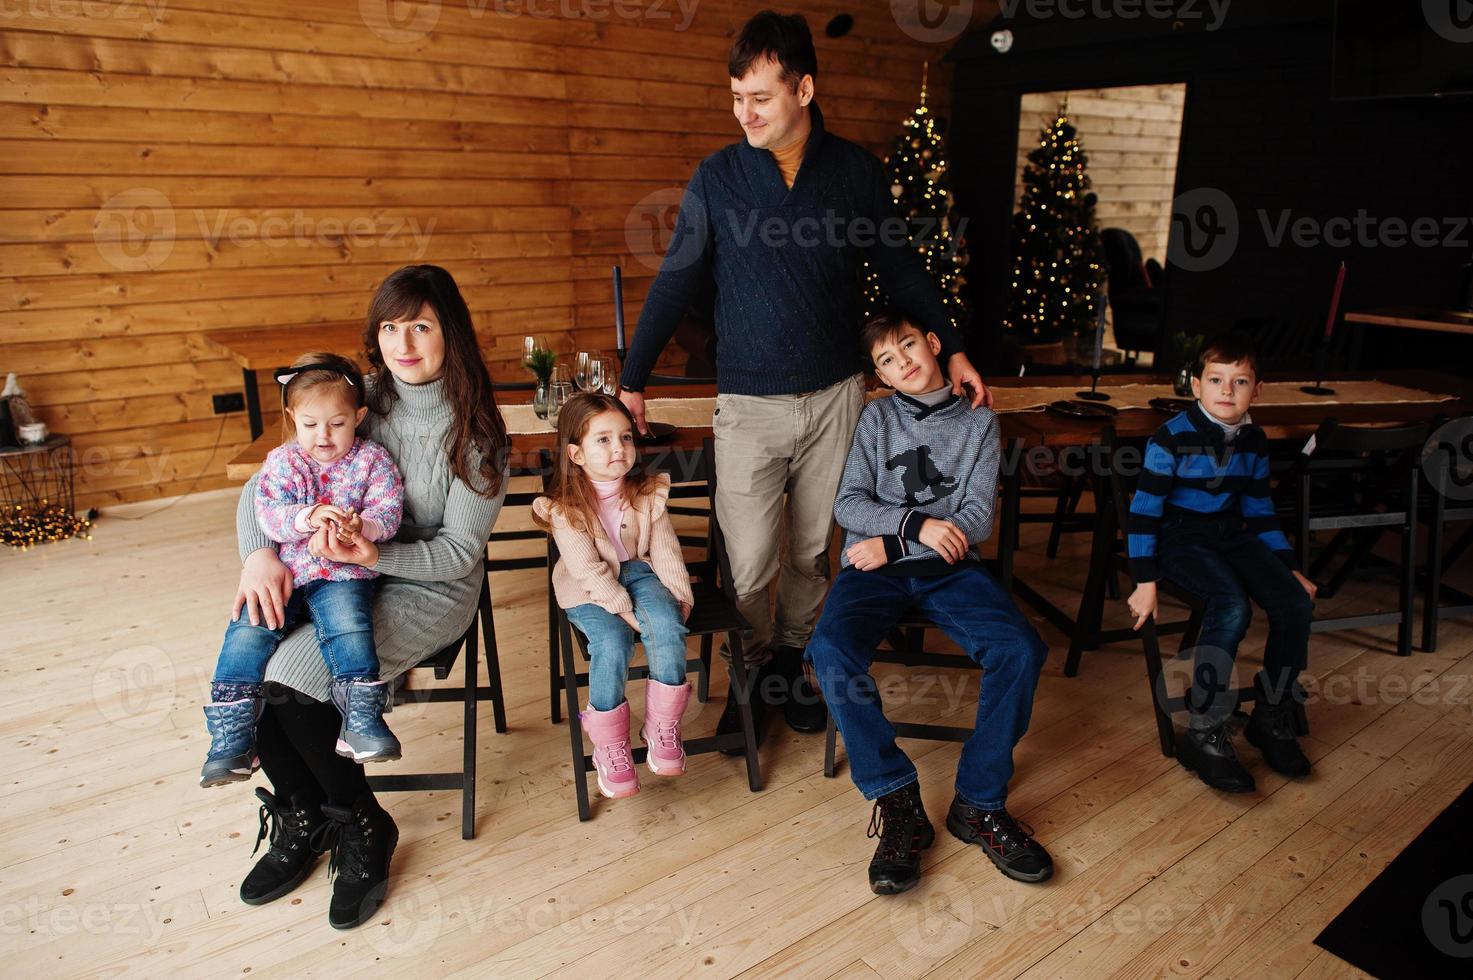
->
[806, 312, 1052, 896]
[1126, 332, 1318, 793]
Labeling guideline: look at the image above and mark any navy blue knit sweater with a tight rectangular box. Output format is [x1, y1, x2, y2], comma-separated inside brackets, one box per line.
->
[1127, 402, 1297, 583]
[619, 102, 964, 396]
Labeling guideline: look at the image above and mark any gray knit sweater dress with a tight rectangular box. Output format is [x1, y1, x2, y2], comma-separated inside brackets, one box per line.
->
[234, 376, 507, 701]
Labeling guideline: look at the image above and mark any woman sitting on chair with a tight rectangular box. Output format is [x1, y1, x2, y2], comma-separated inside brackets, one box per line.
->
[228, 264, 508, 929]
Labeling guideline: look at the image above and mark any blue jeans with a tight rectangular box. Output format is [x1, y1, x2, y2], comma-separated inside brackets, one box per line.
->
[566, 560, 689, 711]
[806, 564, 1049, 810]
[1159, 518, 1313, 723]
[213, 577, 379, 685]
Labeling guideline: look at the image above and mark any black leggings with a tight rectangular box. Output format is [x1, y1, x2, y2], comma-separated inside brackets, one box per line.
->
[256, 683, 371, 807]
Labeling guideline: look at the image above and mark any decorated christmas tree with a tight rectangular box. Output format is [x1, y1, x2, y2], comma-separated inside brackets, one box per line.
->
[1003, 99, 1105, 344]
[861, 64, 969, 331]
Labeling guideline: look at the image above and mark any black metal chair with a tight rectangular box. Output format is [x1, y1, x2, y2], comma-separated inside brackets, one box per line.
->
[544, 448, 717, 722]
[821, 609, 984, 779]
[366, 560, 508, 840]
[1280, 417, 1432, 656]
[1420, 418, 1473, 652]
[542, 438, 763, 820]
[364, 396, 544, 841]
[1063, 435, 1206, 682]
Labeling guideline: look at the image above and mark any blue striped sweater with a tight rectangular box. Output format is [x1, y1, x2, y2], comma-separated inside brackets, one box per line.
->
[1126, 402, 1297, 583]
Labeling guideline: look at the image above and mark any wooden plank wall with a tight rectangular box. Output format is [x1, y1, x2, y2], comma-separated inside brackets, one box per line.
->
[1016, 83, 1185, 268]
[0, 0, 958, 508]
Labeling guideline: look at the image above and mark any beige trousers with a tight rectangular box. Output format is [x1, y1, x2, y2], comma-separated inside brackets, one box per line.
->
[713, 373, 866, 664]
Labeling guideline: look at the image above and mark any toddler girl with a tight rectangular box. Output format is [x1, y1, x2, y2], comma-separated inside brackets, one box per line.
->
[201, 352, 404, 787]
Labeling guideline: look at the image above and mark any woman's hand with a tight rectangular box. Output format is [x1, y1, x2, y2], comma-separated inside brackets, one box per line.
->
[233, 548, 294, 629]
[1292, 570, 1318, 600]
[1128, 582, 1158, 631]
[619, 611, 642, 633]
[678, 601, 692, 623]
[309, 523, 379, 568]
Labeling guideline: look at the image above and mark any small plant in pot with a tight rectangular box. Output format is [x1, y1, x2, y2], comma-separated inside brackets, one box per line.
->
[522, 335, 558, 419]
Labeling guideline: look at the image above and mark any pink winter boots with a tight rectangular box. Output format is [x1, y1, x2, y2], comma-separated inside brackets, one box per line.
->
[641, 678, 691, 776]
[581, 679, 691, 799]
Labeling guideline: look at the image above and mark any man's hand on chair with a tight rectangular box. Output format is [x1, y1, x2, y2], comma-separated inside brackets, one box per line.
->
[618, 389, 649, 436]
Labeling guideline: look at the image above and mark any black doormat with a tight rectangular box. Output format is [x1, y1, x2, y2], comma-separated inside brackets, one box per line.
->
[1313, 781, 1473, 977]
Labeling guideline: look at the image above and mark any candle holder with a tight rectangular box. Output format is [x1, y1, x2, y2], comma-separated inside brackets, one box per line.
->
[1075, 373, 1111, 401]
[1300, 347, 1336, 396]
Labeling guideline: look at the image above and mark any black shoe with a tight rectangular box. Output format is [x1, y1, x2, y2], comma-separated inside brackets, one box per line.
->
[717, 663, 767, 756]
[780, 650, 828, 733]
[1177, 723, 1256, 793]
[868, 782, 935, 895]
[240, 788, 326, 906]
[311, 794, 399, 930]
[1245, 699, 1311, 778]
[946, 797, 1053, 883]
[759, 647, 798, 709]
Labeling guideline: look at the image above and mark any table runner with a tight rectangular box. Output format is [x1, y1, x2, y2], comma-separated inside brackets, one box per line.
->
[500, 380, 1455, 435]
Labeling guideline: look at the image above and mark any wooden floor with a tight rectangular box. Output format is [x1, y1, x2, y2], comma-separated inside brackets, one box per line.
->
[5, 483, 1471, 979]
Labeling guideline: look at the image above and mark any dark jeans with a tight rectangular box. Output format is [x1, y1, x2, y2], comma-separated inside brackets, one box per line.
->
[805, 563, 1049, 810]
[1159, 518, 1314, 726]
[213, 577, 378, 685]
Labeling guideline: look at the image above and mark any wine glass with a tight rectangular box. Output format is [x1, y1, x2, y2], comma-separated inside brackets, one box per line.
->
[574, 351, 593, 391]
[597, 355, 617, 395]
[586, 356, 605, 396]
[548, 379, 573, 423]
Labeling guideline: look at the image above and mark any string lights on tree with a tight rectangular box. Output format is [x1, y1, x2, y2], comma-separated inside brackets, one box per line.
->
[862, 63, 969, 331]
[1004, 97, 1106, 344]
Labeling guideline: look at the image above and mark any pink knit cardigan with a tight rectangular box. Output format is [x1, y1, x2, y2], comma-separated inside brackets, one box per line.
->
[533, 472, 695, 616]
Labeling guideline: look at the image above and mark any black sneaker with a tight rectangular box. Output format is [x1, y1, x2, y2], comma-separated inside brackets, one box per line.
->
[946, 797, 1053, 883]
[867, 782, 935, 895]
[310, 794, 399, 929]
[1177, 723, 1256, 793]
[1245, 699, 1311, 778]
[240, 787, 326, 906]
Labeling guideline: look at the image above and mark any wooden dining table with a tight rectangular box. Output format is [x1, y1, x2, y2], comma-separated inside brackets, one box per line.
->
[205, 345, 1471, 668]
[1342, 307, 1473, 368]
[1344, 307, 1473, 337]
[198, 321, 364, 445]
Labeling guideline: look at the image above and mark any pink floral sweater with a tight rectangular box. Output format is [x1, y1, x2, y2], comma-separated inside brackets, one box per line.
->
[254, 437, 404, 586]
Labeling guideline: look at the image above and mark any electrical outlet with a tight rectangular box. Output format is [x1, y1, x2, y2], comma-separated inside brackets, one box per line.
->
[213, 392, 245, 414]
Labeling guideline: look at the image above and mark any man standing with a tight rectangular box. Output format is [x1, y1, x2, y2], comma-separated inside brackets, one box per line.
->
[619, 11, 989, 744]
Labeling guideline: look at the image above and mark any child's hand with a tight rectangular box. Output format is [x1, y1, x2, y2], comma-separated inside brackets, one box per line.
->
[1292, 570, 1318, 600]
[918, 518, 968, 563]
[337, 509, 363, 544]
[678, 601, 692, 623]
[846, 537, 889, 571]
[619, 611, 642, 633]
[1128, 582, 1158, 630]
[308, 504, 349, 529]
